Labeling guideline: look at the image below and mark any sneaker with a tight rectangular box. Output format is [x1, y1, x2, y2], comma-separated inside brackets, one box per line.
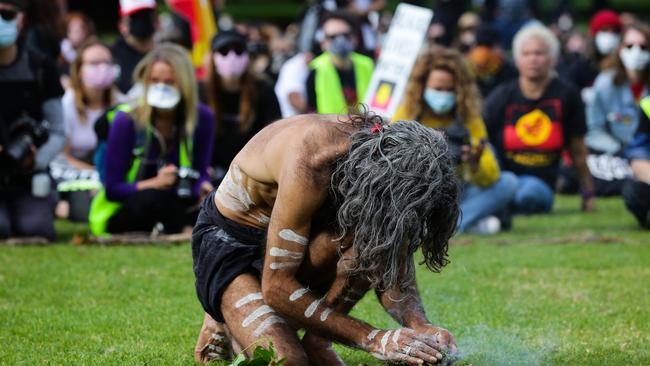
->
[468, 216, 501, 235]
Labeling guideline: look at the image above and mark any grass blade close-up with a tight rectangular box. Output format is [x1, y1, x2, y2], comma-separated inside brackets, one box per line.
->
[0, 195, 649, 365]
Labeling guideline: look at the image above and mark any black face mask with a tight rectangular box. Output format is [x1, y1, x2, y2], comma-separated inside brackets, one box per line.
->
[129, 10, 155, 40]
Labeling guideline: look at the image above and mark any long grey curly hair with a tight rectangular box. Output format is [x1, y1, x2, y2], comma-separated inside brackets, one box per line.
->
[331, 110, 460, 291]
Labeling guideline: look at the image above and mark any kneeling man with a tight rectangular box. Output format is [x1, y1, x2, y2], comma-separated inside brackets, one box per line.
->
[192, 111, 460, 365]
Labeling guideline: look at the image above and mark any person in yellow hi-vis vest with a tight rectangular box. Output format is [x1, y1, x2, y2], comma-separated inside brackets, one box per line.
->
[623, 95, 650, 229]
[306, 11, 374, 114]
[88, 44, 215, 236]
[393, 46, 517, 234]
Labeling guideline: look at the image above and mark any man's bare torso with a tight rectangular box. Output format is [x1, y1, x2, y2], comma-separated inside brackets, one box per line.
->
[212, 114, 354, 287]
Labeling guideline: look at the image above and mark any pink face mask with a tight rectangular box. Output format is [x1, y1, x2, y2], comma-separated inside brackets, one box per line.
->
[81, 63, 119, 89]
[214, 51, 249, 79]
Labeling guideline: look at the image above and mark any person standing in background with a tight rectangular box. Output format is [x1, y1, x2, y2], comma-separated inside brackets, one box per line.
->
[306, 11, 373, 114]
[112, 0, 157, 94]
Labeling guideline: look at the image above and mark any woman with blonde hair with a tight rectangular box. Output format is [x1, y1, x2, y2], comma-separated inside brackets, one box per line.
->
[89, 43, 215, 236]
[393, 46, 517, 234]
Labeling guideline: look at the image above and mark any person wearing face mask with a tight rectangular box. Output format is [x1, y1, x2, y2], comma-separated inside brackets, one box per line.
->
[589, 10, 622, 71]
[0, 0, 65, 242]
[88, 44, 215, 236]
[111, 0, 158, 94]
[306, 11, 374, 114]
[622, 95, 650, 229]
[587, 23, 650, 156]
[393, 47, 516, 234]
[205, 29, 281, 185]
[53, 40, 125, 222]
[583, 23, 650, 197]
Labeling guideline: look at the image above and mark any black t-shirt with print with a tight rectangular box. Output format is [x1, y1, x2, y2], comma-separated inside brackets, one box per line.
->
[306, 66, 357, 112]
[483, 77, 587, 187]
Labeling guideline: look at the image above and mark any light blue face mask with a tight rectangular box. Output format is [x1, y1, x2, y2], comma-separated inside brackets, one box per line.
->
[424, 88, 456, 115]
[0, 16, 18, 48]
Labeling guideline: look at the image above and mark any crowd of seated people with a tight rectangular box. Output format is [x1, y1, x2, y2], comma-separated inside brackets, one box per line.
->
[1, 0, 649, 243]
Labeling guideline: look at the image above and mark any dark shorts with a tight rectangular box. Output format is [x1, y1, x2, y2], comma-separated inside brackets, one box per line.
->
[192, 191, 266, 322]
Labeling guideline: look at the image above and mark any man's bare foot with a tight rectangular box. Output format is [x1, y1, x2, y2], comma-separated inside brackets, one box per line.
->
[194, 313, 232, 363]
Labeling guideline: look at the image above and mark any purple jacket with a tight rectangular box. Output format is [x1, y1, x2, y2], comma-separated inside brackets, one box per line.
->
[104, 103, 215, 201]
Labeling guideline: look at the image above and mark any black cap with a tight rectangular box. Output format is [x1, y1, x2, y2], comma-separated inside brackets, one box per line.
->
[475, 24, 501, 47]
[211, 30, 246, 52]
[0, 0, 24, 10]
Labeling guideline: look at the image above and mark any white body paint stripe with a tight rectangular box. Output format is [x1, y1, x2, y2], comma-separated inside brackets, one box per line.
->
[289, 288, 309, 301]
[320, 307, 333, 321]
[278, 229, 308, 246]
[242, 305, 274, 327]
[252, 315, 285, 337]
[367, 329, 380, 341]
[304, 298, 322, 318]
[270, 262, 300, 270]
[270, 247, 304, 259]
[234, 292, 263, 308]
[392, 329, 401, 345]
[343, 296, 357, 303]
[381, 330, 392, 354]
[211, 333, 225, 341]
[208, 344, 226, 354]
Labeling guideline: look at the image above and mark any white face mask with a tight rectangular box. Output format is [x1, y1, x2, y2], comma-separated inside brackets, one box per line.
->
[619, 45, 650, 71]
[594, 31, 620, 55]
[146, 83, 181, 110]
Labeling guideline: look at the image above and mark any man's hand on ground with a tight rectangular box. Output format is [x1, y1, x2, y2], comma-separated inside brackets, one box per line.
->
[368, 328, 445, 365]
[413, 325, 458, 357]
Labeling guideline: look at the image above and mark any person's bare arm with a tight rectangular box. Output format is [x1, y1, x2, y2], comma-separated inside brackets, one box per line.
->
[62, 140, 95, 170]
[568, 136, 595, 211]
[261, 157, 443, 365]
[376, 257, 457, 354]
[287, 92, 306, 114]
[631, 160, 650, 185]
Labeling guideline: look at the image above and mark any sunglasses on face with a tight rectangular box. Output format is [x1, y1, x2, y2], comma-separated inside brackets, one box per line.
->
[216, 44, 246, 56]
[325, 32, 352, 41]
[624, 43, 647, 50]
[0, 9, 18, 21]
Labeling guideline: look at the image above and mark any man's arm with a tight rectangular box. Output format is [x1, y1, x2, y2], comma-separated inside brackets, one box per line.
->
[261, 157, 443, 365]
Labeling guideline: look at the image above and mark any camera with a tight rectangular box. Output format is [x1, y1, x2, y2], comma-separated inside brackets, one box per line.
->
[443, 122, 470, 166]
[176, 166, 200, 198]
[5, 115, 49, 166]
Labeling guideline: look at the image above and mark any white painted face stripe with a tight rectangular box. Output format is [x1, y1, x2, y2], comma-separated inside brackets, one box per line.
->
[304, 298, 322, 318]
[278, 229, 308, 246]
[207, 352, 223, 359]
[234, 292, 263, 308]
[252, 315, 285, 337]
[392, 329, 401, 345]
[289, 287, 309, 301]
[211, 333, 225, 341]
[320, 307, 333, 321]
[270, 247, 304, 259]
[242, 305, 274, 327]
[270, 261, 300, 270]
[381, 330, 392, 354]
[367, 329, 380, 341]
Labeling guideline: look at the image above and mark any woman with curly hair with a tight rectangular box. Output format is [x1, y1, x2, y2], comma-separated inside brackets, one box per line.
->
[393, 46, 517, 234]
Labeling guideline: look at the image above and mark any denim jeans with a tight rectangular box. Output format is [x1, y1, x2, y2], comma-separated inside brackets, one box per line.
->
[512, 174, 555, 214]
[458, 171, 518, 232]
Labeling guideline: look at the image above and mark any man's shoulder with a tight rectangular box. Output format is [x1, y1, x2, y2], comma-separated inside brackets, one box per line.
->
[548, 77, 580, 101]
[485, 79, 518, 104]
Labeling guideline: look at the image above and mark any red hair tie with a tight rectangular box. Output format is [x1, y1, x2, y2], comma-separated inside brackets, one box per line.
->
[371, 122, 383, 134]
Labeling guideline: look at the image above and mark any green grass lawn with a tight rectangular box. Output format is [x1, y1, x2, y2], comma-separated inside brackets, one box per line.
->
[1, 195, 649, 365]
